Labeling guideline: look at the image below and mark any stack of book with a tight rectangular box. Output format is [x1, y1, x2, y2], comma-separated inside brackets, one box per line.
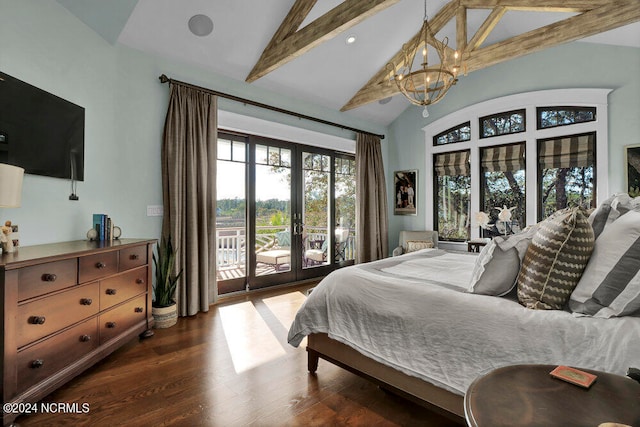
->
[92, 214, 115, 242]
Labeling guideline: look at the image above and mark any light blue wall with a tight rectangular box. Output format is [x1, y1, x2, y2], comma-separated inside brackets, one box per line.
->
[386, 42, 640, 253]
[0, 0, 386, 246]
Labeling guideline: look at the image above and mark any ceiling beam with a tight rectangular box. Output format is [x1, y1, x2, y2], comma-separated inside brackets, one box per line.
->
[259, 0, 318, 56]
[246, 0, 400, 83]
[467, 6, 506, 51]
[465, 1, 640, 73]
[460, 0, 610, 12]
[342, 0, 640, 111]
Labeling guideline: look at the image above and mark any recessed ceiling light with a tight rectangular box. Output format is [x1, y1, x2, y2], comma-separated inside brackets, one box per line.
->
[188, 14, 214, 37]
[378, 97, 392, 105]
[345, 34, 357, 45]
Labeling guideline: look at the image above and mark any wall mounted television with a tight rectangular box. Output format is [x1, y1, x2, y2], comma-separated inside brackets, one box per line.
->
[0, 71, 85, 181]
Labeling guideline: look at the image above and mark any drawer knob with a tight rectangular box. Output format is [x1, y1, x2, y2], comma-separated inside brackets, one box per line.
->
[80, 334, 92, 342]
[96, 262, 107, 269]
[134, 307, 144, 313]
[42, 273, 57, 282]
[106, 322, 117, 329]
[130, 254, 140, 260]
[29, 316, 46, 325]
[80, 298, 93, 305]
[106, 288, 117, 295]
[136, 278, 145, 285]
[31, 359, 45, 369]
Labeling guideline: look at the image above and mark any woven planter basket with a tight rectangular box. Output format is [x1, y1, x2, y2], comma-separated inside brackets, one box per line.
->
[152, 304, 177, 328]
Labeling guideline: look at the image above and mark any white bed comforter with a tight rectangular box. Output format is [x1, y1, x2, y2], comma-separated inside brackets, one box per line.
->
[287, 249, 640, 395]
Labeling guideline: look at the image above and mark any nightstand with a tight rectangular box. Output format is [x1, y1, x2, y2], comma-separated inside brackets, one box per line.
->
[467, 240, 488, 253]
[465, 364, 640, 427]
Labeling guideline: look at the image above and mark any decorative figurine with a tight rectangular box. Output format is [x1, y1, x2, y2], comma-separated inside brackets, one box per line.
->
[1, 220, 15, 253]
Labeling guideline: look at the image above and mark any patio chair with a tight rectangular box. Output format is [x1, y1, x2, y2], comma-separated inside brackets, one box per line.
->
[255, 230, 291, 270]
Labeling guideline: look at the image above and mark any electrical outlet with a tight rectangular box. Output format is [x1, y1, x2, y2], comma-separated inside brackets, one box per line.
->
[147, 205, 163, 217]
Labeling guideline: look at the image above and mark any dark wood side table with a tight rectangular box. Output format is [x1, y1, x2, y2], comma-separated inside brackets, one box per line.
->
[465, 364, 640, 427]
[467, 240, 488, 253]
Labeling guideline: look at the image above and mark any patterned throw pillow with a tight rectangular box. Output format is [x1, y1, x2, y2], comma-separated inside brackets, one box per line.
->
[569, 210, 640, 317]
[517, 208, 594, 310]
[405, 240, 434, 253]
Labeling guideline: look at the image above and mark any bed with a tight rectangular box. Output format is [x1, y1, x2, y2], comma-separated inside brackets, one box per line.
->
[287, 244, 640, 422]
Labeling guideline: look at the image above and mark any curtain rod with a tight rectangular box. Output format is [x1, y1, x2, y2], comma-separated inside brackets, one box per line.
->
[158, 74, 384, 140]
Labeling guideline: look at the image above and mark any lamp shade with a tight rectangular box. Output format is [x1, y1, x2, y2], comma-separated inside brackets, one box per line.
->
[0, 163, 24, 207]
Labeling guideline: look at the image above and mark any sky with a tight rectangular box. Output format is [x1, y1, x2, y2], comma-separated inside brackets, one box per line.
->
[217, 160, 290, 201]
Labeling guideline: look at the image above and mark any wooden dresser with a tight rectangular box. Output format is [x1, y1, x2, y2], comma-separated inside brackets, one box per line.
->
[0, 239, 155, 426]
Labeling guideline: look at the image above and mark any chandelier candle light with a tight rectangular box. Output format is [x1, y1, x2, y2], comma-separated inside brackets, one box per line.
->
[387, 0, 463, 118]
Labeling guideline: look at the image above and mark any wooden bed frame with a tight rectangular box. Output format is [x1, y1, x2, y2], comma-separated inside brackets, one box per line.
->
[306, 333, 465, 424]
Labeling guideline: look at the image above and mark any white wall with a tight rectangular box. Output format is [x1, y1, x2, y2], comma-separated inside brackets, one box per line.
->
[0, 0, 386, 246]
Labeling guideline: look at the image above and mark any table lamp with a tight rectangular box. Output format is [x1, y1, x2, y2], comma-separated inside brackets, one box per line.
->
[0, 163, 24, 253]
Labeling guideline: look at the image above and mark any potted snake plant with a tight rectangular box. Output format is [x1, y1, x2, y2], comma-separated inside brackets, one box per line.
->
[152, 235, 182, 328]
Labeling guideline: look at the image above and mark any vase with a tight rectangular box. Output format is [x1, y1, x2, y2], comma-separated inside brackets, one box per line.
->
[152, 304, 177, 328]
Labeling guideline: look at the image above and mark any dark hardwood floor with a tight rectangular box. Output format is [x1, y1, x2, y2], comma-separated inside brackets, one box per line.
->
[16, 285, 462, 426]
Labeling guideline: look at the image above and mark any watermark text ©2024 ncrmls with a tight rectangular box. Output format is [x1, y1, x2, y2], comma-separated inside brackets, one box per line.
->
[3, 401, 90, 415]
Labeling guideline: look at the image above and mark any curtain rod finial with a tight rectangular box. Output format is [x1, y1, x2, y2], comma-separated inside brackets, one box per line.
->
[159, 74, 170, 84]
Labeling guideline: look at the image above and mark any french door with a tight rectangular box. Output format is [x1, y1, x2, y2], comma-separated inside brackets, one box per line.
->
[215, 131, 355, 295]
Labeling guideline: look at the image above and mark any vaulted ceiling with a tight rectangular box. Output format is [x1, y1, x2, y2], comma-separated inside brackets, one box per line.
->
[59, 0, 640, 126]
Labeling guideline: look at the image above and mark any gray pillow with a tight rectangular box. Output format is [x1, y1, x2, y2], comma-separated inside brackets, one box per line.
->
[468, 227, 536, 296]
[569, 210, 640, 317]
[589, 193, 639, 239]
[517, 208, 594, 310]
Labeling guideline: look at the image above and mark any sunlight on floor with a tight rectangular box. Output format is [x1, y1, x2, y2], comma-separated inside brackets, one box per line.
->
[262, 291, 307, 331]
[263, 291, 308, 347]
[219, 301, 287, 374]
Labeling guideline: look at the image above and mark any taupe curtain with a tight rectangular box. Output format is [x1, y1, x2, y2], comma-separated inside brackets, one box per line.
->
[162, 83, 217, 316]
[539, 133, 595, 169]
[355, 133, 388, 263]
[481, 143, 526, 172]
[434, 150, 471, 176]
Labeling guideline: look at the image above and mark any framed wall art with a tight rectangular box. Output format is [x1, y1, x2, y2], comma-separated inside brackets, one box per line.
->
[394, 170, 417, 215]
[626, 144, 640, 197]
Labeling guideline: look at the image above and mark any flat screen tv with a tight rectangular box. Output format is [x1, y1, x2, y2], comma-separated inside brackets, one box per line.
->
[0, 71, 85, 181]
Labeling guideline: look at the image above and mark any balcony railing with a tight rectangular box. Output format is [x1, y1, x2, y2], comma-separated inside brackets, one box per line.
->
[215, 225, 356, 273]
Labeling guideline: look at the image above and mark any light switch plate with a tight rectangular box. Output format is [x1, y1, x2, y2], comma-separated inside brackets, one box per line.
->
[147, 205, 163, 217]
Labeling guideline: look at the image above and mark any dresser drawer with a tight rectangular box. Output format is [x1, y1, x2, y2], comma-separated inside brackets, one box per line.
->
[18, 258, 78, 301]
[17, 317, 98, 394]
[99, 295, 147, 345]
[79, 251, 118, 283]
[99, 266, 148, 310]
[17, 282, 100, 348]
[119, 245, 148, 272]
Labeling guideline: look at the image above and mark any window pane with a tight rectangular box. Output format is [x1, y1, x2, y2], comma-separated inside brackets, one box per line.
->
[434, 150, 471, 241]
[268, 146, 280, 166]
[232, 141, 245, 162]
[433, 122, 471, 146]
[480, 143, 526, 236]
[479, 143, 526, 237]
[216, 157, 247, 280]
[218, 139, 232, 161]
[480, 110, 526, 139]
[537, 106, 596, 129]
[335, 157, 356, 263]
[538, 133, 595, 220]
[255, 159, 291, 276]
[256, 145, 268, 165]
[303, 152, 330, 270]
[322, 155, 330, 172]
[281, 148, 291, 167]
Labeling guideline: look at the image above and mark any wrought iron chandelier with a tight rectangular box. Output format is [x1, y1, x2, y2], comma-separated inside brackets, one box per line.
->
[387, 0, 463, 118]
